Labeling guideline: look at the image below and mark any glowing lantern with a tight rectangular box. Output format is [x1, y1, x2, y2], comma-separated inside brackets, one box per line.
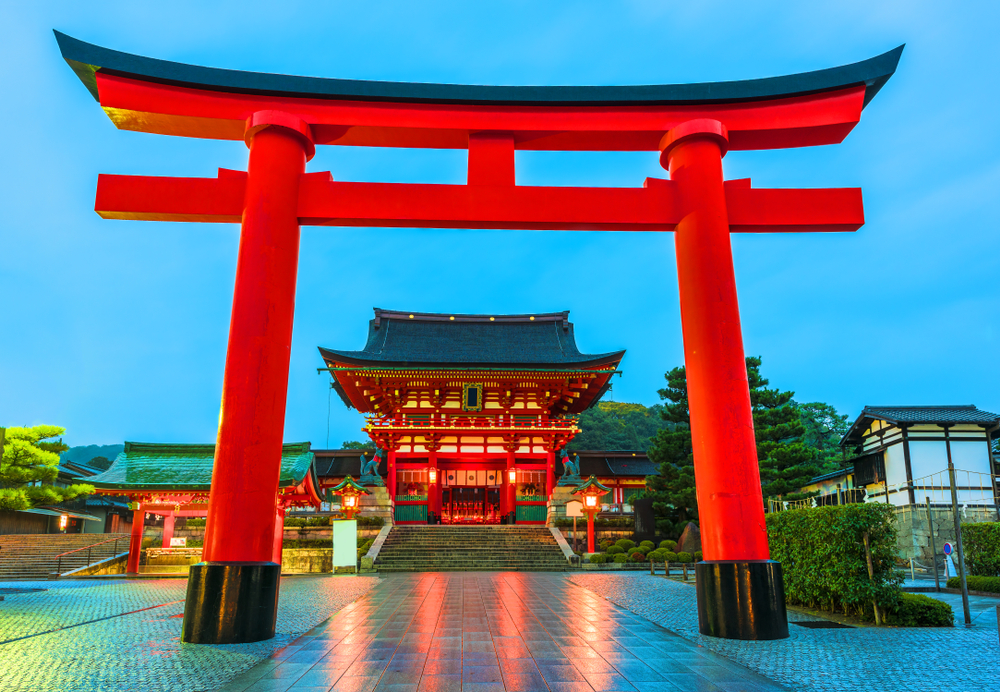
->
[429, 467, 437, 484]
[329, 475, 371, 521]
[508, 468, 516, 484]
[572, 475, 611, 554]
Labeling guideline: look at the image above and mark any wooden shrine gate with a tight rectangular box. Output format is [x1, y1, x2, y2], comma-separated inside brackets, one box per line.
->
[56, 30, 901, 643]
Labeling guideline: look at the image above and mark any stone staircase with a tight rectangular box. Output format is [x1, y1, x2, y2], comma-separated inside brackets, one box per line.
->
[375, 525, 570, 572]
[0, 534, 130, 579]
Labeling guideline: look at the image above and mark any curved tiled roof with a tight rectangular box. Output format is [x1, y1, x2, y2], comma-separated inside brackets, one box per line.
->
[320, 309, 623, 368]
[841, 405, 1000, 447]
[89, 442, 315, 490]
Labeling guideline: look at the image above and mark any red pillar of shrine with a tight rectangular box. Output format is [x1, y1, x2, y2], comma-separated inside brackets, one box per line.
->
[545, 450, 555, 501]
[127, 506, 145, 574]
[161, 512, 176, 549]
[661, 119, 787, 640]
[506, 450, 516, 524]
[428, 451, 439, 524]
[388, 449, 397, 522]
[273, 507, 285, 566]
[182, 111, 313, 645]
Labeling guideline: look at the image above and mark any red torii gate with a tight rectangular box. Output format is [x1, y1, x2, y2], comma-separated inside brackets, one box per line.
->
[57, 31, 901, 643]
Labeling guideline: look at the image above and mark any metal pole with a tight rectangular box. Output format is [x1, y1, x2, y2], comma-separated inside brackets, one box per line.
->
[948, 461, 972, 625]
[926, 497, 939, 592]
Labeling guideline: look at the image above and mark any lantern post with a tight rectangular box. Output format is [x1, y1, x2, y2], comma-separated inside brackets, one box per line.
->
[330, 476, 370, 521]
[573, 476, 610, 554]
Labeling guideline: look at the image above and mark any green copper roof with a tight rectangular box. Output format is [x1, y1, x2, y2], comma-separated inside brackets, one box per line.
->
[329, 475, 371, 495]
[88, 442, 315, 491]
[571, 475, 612, 495]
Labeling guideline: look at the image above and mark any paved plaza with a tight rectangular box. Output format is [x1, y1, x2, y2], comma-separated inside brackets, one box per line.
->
[572, 572, 1000, 692]
[0, 576, 377, 692]
[3, 572, 999, 692]
[221, 572, 786, 692]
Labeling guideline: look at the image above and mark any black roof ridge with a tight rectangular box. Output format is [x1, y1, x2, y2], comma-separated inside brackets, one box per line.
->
[374, 308, 570, 324]
[55, 31, 902, 109]
[864, 404, 980, 410]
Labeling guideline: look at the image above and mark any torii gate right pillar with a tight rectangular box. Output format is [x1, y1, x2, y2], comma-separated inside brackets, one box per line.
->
[662, 119, 788, 640]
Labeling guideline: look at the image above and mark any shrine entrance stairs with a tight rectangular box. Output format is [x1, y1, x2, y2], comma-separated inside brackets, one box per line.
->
[0, 533, 130, 580]
[374, 525, 570, 572]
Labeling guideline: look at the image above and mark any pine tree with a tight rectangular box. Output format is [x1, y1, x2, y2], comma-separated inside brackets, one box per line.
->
[0, 425, 94, 511]
[644, 367, 697, 538]
[748, 357, 822, 501]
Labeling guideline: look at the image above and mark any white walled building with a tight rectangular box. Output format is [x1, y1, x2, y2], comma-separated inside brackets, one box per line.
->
[840, 406, 999, 508]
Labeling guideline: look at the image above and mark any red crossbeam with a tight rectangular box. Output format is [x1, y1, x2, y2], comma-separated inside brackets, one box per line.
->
[96, 171, 863, 233]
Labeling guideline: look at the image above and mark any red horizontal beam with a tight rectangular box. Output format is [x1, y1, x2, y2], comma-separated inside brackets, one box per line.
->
[95, 172, 864, 233]
[96, 72, 865, 152]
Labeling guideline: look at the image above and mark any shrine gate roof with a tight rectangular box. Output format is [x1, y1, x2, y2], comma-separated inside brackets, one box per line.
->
[88, 441, 316, 491]
[319, 309, 624, 369]
[559, 451, 658, 478]
[56, 31, 899, 110]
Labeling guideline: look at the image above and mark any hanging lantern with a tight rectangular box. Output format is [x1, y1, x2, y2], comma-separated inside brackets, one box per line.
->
[508, 468, 516, 484]
[329, 475, 371, 520]
[429, 467, 437, 484]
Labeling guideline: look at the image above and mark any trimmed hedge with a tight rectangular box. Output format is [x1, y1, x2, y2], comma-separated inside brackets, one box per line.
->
[960, 523, 1000, 577]
[694, 551, 703, 562]
[588, 554, 607, 564]
[606, 545, 625, 555]
[184, 518, 206, 528]
[676, 552, 693, 563]
[947, 575, 1000, 593]
[663, 551, 678, 563]
[767, 503, 901, 618]
[613, 554, 628, 563]
[883, 593, 953, 627]
[615, 539, 636, 551]
[659, 540, 678, 551]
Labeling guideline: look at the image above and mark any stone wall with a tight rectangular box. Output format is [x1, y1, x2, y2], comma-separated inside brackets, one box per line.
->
[892, 505, 997, 562]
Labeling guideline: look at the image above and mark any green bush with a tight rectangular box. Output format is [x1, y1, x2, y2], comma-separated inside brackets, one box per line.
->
[647, 550, 665, 562]
[767, 503, 901, 618]
[284, 516, 307, 527]
[660, 540, 678, 551]
[947, 575, 1000, 593]
[663, 551, 678, 563]
[960, 523, 1000, 577]
[600, 539, 615, 551]
[588, 554, 606, 564]
[357, 538, 375, 559]
[357, 516, 385, 528]
[184, 518, 206, 528]
[282, 539, 330, 549]
[615, 539, 636, 551]
[676, 552, 693, 563]
[639, 540, 656, 550]
[606, 545, 625, 555]
[883, 593, 953, 627]
[629, 551, 647, 563]
[694, 551, 703, 562]
[613, 554, 628, 564]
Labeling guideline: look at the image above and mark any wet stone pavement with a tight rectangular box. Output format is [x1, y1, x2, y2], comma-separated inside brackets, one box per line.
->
[0, 576, 377, 692]
[572, 572, 1000, 692]
[222, 573, 788, 692]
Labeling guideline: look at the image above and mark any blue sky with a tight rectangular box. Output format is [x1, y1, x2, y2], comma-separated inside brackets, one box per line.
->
[1, 1, 997, 448]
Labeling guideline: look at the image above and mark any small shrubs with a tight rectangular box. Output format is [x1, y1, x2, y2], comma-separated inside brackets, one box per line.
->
[694, 551, 703, 562]
[660, 539, 677, 551]
[960, 523, 1000, 577]
[613, 554, 628, 564]
[588, 554, 607, 564]
[184, 518, 206, 528]
[947, 575, 1000, 593]
[628, 549, 647, 563]
[357, 538, 375, 559]
[883, 593, 953, 627]
[647, 550, 665, 562]
[357, 516, 385, 528]
[600, 539, 615, 551]
[638, 540, 655, 551]
[676, 552, 693, 563]
[663, 551, 678, 563]
[615, 539, 636, 551]
[606, 545, 625, 555]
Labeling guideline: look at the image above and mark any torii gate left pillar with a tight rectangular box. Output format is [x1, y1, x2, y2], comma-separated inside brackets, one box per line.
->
[183, 112, 313, 644]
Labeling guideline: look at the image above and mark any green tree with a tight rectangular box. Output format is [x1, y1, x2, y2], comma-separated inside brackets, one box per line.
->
[645, 357, 825, 531]
[644, 367, 698, 538]
[341, 440, 375, 451]
[568, 401, 670, 452]
[0, 425, 94, 511]
[794, 401, 850, 473]
[748, 358, 822, 501]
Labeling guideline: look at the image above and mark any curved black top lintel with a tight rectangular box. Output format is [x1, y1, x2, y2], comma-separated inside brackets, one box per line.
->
[55, 31, 902, 110]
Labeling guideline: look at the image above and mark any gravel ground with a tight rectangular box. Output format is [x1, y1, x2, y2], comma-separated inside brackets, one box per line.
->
[0, 576, 377, 692]
[571, 572, 1000, 692]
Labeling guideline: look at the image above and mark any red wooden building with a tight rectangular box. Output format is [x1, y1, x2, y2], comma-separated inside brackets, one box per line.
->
[319, 309, 624, 525]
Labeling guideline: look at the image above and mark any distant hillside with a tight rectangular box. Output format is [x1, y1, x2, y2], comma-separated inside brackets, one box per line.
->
[61, 444, 125, 469]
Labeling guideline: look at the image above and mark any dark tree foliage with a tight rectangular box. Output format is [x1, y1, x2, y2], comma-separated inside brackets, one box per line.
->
[341, 440, 375, 451]
[644, 367, 697, 538]
[749, 357, 822, 501]
[86, 456, 113, 471]
[794, 401, 850, 473]
[645, 357, 828, 535]
[567, 402, 670, 452]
